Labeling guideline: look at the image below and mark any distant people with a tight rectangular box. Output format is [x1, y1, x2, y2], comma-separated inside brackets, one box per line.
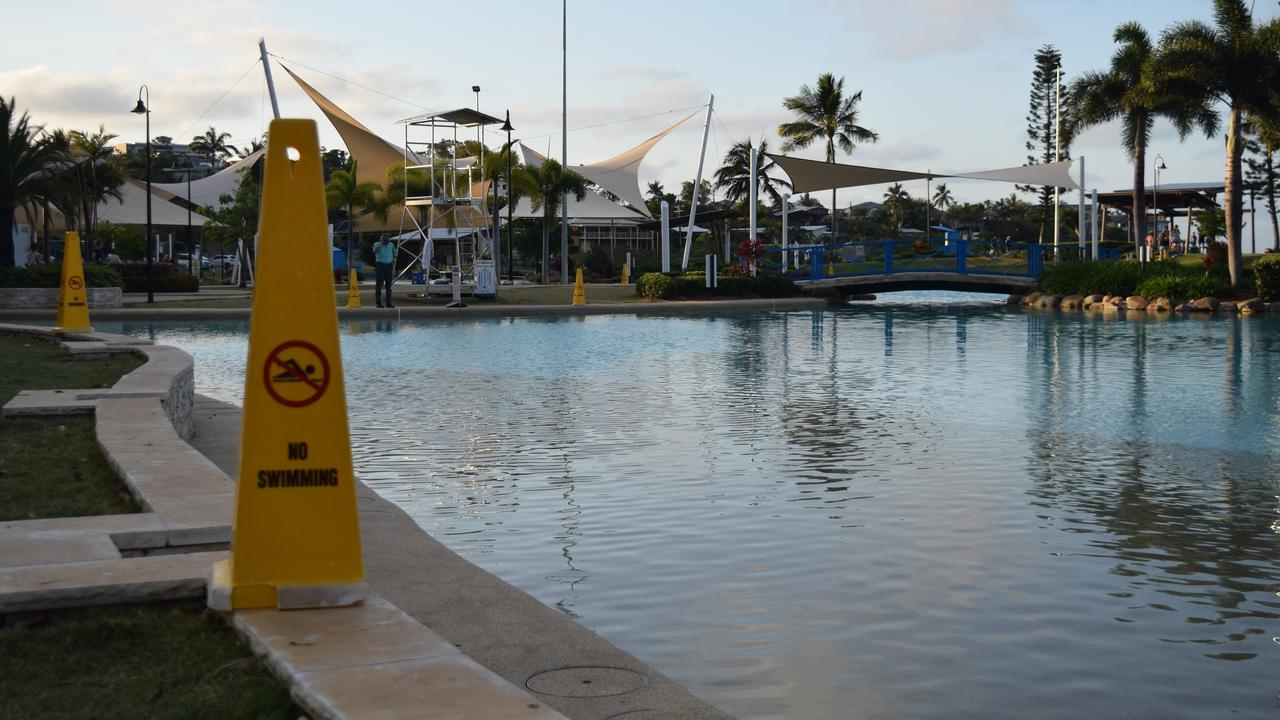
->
[25, 241, 41, 266]
[106, 249, 122, 265]
[372, 235, 398, 308]
[1144, 231, 1155, 261]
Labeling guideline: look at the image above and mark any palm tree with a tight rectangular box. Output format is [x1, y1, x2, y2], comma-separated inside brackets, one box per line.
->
[527, 159, 587, 283]
[778, 73, 879, 240]
[1159, 1, 1280, 288]
[1067, 22, 1219, 259]
[189, 126, 235, 163]
[0, 97, 66, 267]
[325, 160, 385, 273]
[883, 183, 909, 233]
[713, 137, 792, 206]
[932, 183, 955, 224]
[644, 180, 675, 218]
[68, 126, 125, 248]
[236, 137, 265, 159]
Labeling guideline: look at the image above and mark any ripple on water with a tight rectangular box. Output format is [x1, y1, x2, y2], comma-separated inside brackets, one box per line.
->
[107, 305, 1280, 720]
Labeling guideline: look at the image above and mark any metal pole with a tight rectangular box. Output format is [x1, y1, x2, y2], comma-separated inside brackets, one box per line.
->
[926, 174, 931, 241]
[506, 116, 514, 284]
[1078, 156, 1086, 257]
[681, 94, 714, 270]
[1250, 187, 1256, 254]
[560, 0, 568, 283]
[1091, 189, 1100, 260]
[258, 38, 281, 120]
[660, 200, 670, 272]
[144, 92, 153, 304]
[1053, 64, 1061, 258]
[782, 193, 789, 269]
[748, 147, 758, 241]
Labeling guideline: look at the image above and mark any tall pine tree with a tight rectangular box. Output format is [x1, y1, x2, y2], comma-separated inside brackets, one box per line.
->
[1244, 125, 1279, 252]
[1018, 45, 1070, 243]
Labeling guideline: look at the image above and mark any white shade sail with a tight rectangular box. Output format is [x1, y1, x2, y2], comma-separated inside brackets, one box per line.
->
[99, 180, 211, 226]
[953, 160, 1079, 189]
[510, 190, 647, 223]
[518, 110, 698, 219]
[150, 149, 264, 209]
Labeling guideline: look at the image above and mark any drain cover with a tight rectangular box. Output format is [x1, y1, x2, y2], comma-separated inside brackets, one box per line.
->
[525, 666, 648, 698]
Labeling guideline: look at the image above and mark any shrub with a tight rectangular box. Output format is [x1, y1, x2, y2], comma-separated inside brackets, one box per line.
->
[573, 246, 615, 279]
[1036, 259, 1198, 297]
[1135, 274, 1228, 302]
[635, 272, 676, 300]
[672, 276, 800, 299]
[0, 262, 123, 289]
[1254, 253, 1280, 302]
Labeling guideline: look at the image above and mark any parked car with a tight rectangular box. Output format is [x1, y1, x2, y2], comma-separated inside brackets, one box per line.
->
[175, 254, 212, 273]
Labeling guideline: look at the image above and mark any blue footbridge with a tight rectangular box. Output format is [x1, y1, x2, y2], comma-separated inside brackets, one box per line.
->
[760, 238, 1110, 296]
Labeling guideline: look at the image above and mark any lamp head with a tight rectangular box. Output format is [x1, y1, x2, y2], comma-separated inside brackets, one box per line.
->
[131, 99, 148, 114]
[499, 110, 514, 133]
[472, 85, 481, 93]
[1157, 161, 1167, 170]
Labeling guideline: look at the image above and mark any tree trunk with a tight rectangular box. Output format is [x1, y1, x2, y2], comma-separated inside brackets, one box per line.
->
[1133, 140, 1147, 257]
[541, 206, 550, 284]
[1267, 148, 1279, 253]
[1225, 107, 1244, 289]
[0, 203, 15, 267]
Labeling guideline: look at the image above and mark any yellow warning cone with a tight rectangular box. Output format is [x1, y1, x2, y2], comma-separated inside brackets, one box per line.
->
[620, 262, 629, 285]
[54, 231, 92, 332]
[345, 267, 361, 308]
[208, 119, 365, 611]
[572, 267, 587, 305]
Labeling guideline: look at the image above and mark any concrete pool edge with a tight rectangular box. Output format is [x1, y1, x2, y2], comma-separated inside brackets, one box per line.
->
[0, 296, 831, 322]
[190, 396, 734, 720]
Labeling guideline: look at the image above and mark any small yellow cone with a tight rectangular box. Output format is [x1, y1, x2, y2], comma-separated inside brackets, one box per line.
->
[208, 118, 365, 612]
[620, 262, 629, 284]
[345, 267, 361, 308]
[55, 231, 92, 332]
[572, 267, 587, 305]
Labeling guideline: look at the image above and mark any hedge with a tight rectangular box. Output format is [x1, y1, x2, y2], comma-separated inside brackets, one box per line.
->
[1036, 259, 1225, 298]
[1254, 253, 1280, 302]
[1134, 274, 1228, 303]
[634, 272, 799, 300]
[0, 262, 123, 289]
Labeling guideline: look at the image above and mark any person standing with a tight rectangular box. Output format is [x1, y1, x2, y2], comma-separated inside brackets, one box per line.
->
[25, 241, 41, 266]
[372, 235, 398, 308]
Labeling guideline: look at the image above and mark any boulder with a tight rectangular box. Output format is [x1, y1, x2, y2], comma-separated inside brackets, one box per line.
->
[1036, 294, 1062, 308]
[1100, 300, 1123, 312]
[1175, 303, 1192, 312]
[1151, 296, 1173, 312]
[1190, 297, 1219, 311]
[1217, 300, 1237, 314]
[1239, 297, 1264, 315]
[1060, 294, 1084, 309]
[1022, 291, 1042, 306]
[1125, 296, 1148, 310]
[1006, 294, 1024, 305]
[1083, 294, 1105, 307]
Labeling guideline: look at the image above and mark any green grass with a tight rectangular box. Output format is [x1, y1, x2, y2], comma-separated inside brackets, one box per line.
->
[0, 333, 143, 520]
[0, 603, 294, 720]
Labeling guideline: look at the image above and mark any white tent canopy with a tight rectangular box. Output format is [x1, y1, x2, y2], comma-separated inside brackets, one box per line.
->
[150, 149, 264, 209]
[517, 110, 697, 219]
[767, 154, 1079, 192]
[99, 180, 211, 226]
[510, 190, 647, 223]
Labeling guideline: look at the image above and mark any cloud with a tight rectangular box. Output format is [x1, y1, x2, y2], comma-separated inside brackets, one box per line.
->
[831, 0, 1026, 59]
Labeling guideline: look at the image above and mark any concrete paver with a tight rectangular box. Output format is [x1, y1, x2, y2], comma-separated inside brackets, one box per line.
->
[0, 550, 227, 612]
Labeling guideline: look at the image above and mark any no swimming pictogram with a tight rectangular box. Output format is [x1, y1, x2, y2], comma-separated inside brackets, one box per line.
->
[68, 276, 83, 290]
[263, 340, 330, 407]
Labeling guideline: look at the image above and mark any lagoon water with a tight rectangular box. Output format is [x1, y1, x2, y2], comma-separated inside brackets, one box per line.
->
[106, 295, 1280, 719]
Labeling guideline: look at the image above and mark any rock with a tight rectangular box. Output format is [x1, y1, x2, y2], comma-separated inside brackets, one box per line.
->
[1125, 296, 1148, 310]
[1036, 294, 1062, 308]
[1083, 294, 1104, 308]
[1022, 291, 1042, 306]
[1239, 298, 1264, 315]
[1100, 300, 1123, 312]
[1175, 303, 1192, 312]
[1006, 294, 1024, 305]
[1060, 294, 1084, 309]
[1217, 300, 1237, 313]
[1151, 296, 1173, 311]
[1190, 297, 1219, 311]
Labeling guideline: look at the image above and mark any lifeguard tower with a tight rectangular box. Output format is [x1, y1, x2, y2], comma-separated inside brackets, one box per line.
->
[396, 108, 503, 304]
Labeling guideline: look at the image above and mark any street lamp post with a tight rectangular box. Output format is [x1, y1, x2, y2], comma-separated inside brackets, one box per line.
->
[500, 111, 515, 284]
[164, 164, 197, 278]
[1150, 154, 1166, 265]
[131, 86, 154, 303]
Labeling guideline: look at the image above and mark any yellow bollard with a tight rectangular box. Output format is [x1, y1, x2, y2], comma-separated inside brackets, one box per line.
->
[826, 261, 835, 276]
[345, 266, 361, 308]
[208, 119, 366, 611]
[620, 262, 629, 285]
[572, 267, 587, 305]
[54, 231, 92, 332]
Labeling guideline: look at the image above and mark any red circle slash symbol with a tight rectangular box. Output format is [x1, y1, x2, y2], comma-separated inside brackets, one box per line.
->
[263, 340, 330, 408]
[68, 276, 83, 290]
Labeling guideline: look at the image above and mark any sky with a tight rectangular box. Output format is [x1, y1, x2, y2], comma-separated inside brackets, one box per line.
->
[3, 0, 1278, 246]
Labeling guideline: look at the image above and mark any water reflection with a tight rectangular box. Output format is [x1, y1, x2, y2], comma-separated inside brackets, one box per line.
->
[101, 305, 1280, 720]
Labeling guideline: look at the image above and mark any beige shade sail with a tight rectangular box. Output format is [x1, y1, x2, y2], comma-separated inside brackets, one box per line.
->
[518, 110, 698, 219]
[151, 149, 264, 209]
[768, 154, 1081, 192]
[100, 180, 211, 226]
[510, 190, 647, 223]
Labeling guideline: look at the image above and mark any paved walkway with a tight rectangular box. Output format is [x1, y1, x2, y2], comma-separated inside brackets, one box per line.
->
[191, 396, 731, 720]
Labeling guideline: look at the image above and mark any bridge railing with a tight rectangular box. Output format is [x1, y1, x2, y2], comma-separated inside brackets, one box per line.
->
[761, 238, 1046, 282]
